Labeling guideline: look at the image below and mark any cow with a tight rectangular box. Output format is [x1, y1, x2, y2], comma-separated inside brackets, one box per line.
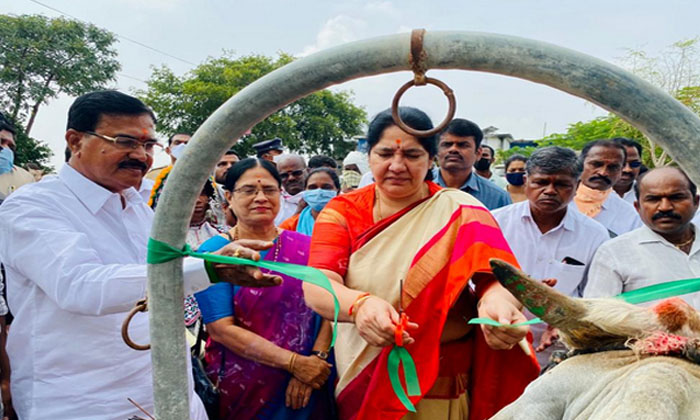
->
[489, 259, 700, 420]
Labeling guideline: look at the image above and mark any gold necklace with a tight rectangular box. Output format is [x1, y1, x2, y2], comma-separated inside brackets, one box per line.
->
[673, 228, 696, 250]
[232, 225, 282, 261]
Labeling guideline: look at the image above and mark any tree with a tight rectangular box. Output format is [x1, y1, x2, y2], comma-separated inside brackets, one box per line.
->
[139, 53, 367, 159]
[0, 14, 120, 136]
[532, 38, 700, 168]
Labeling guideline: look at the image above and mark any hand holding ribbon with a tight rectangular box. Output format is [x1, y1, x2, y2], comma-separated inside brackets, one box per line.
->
[147, 237, 340, 347]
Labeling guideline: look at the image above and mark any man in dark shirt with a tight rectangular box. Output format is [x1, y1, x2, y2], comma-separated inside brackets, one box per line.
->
[433, 118, 511, 210]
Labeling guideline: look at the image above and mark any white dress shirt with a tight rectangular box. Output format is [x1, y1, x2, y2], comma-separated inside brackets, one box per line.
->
[621, 186, 636, 205]
[583, 223, 700, 309]
[0, 165, 209, 420]
[274, 190, 303, 226]
[569, 191, 641, 237]
[493, 201, 610, 297]
[139, 176, 156, 203]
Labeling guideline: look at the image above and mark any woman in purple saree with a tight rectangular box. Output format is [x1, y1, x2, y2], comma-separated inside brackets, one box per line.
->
[194, 158, 334, 420]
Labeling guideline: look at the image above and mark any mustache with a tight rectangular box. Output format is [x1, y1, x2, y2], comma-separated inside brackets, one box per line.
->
[589, 175, 611, 185]
[118, 160, 147, 171]
[652, 210, 682, 221]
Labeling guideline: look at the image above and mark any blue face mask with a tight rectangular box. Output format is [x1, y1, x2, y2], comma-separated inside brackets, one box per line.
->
[506, 172, 525, 186]
[303, 189, 337, 211]
[0, 147, 14, 175]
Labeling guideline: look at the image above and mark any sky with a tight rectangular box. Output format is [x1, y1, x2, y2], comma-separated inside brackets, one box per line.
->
[4, 0, 700, 170]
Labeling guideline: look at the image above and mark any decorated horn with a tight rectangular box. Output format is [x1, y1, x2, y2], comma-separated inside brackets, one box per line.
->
[489, 259, 588, 329]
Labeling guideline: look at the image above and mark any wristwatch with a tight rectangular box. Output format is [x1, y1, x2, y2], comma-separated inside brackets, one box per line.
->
[311, 350, 329, 360]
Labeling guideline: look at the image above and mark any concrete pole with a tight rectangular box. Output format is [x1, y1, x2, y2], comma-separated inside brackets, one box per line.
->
[148, 31, 700, 419]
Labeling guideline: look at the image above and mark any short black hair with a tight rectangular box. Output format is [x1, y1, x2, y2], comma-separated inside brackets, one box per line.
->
[580, 139, 627, 163]
[505, 154, 528, 172]
[612, 137, 642, 158]
[224, 157, 282, 192]
[440, 118, 483, 149]
[64, 147, 72, 162]
[526, 146, 582, 179]
[67, 90, 156, 132]
[0, 121, 15, 136]
[367, 107, 437, 159]
[225, 148, 239, 158]
[308, 155, 338, 169]
[305, 167, 341, 190]
[634, 167, 697, 199]
[481, 144, 495, 157]
[167, 133, 191, 146]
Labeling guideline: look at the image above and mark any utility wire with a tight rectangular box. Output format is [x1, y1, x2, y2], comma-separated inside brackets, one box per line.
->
[117, 73, 147, 84]
[27, 0, 197, 66]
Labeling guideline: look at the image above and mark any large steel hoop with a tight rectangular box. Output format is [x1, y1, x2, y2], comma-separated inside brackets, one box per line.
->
[147, 30, 700, 419]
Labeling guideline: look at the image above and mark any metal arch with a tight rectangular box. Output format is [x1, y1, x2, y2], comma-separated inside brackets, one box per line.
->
[147, 30, 700, 419]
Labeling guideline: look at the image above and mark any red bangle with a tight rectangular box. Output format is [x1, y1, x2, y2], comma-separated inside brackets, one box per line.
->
[348, 292, 371, 317]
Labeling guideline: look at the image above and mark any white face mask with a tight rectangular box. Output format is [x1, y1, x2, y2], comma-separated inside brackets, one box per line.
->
[170, 143, 188, 160]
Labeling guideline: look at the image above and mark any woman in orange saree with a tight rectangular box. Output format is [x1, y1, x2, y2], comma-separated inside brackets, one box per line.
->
[303, 107, 540, 420]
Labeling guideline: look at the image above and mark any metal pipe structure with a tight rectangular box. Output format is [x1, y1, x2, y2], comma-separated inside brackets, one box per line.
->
[147, 30, 700, 419]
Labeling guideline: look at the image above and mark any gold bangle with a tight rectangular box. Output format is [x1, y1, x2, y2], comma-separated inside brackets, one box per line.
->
[287, 352, 297, 373]
[350, 295, 372, 322]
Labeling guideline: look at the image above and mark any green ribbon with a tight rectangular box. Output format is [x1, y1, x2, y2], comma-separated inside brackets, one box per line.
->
[147, 238, 340, 347]
[616, 277, 700, 305]
[387, 345, 421, 412]
[467, 277, 700, 328]
[467, 317, 543, 328]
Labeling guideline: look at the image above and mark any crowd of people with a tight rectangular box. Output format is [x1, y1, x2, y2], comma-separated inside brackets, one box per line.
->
[0, 89, 698, 420]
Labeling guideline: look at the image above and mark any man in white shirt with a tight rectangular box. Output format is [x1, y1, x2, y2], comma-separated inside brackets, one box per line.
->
[612, 138, 643, 205]
[493, 146, 609, 365]
[571, 139, 641, 237]
[274, 154, 307, 225]
[583, 167, 700, 308]
[0, 91, 280, 420]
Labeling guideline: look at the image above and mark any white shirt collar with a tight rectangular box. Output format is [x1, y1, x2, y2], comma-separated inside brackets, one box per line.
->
[520, 200, 576, 233]
[636, 222, 700, 255]
[59, 165, 141, 214]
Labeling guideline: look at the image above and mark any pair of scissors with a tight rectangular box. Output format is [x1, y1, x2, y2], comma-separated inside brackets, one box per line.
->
[395, 279, 409, 346]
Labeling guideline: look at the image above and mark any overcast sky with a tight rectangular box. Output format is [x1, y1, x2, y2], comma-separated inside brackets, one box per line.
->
[5, 0, 699, 169]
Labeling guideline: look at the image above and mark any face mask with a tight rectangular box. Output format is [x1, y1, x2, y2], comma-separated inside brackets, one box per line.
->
[303, 189, 337, 211]
[506, 172, 525, 186]
[170, 143, 187, 160]
[474, 157, 491, 172]
[0, 147, 14, 175]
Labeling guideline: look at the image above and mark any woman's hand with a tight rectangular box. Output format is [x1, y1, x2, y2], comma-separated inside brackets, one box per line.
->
[285, 377, 313, 410]
[354, 296, 418, 347]
[290, 355, 332, 389]
[212, 239, 282, 287]
[477, 292, 528, 350]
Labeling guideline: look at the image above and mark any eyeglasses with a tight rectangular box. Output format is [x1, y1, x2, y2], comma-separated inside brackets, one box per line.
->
[627, 160, 642, 169]
[85, 131, 163, 155]
[233, 186, 281, 198]
[279, 170, 305, 180]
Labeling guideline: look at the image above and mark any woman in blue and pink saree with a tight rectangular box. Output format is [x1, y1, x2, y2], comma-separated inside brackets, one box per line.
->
[194, 158, 336, 420]
[303, 108, 540, 420]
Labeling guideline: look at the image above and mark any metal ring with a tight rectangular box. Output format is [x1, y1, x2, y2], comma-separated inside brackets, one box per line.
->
[122, 299, 151, 351]
[391, 77, 456, 138]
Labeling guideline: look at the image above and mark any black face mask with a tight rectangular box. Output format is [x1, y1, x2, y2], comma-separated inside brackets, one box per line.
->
[474, 158, 491, 171]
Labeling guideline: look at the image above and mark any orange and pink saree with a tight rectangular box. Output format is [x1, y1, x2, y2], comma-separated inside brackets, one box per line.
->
[309, 183, 539, 420]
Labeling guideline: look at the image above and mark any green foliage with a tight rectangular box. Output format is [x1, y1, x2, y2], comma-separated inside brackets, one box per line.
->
[0, 14, 119, 168]
[0, 15, 120, 132]
[531, 38, 700, 168]
[496, 146, 538, 163]
[12, 123, 53, 171]
[139, 53, 367, 159]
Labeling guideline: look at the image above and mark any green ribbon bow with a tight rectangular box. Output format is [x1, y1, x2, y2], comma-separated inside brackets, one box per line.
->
[147, 238, 340, 347]
[467, 277, 700, 328]
[387, 345, 421, 412]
